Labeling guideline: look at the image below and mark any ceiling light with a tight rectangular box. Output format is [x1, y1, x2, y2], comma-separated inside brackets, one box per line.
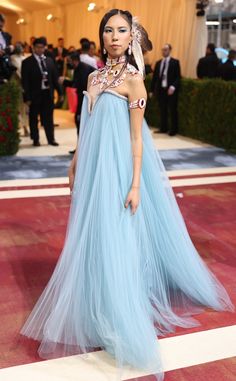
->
[16, 18, 26, 25]
[46, 14, 53, 21]
[88, 2, 96, 11]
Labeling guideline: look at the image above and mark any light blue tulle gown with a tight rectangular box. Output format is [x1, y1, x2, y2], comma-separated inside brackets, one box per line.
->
[21, 89, 234, 378]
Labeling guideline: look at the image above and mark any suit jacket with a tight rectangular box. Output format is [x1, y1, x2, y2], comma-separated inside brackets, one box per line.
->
[1, 31, 12, 49]
[63, 61, 95, 112]
[53, 47, 68, 75]
[53, 47, 68, 59]
[197, 54, 220, 79]
[151, 57, 181, 94]
[217, 59, 236, 81]
[45, 49, 56, 62]
[21, 54, 62, 102]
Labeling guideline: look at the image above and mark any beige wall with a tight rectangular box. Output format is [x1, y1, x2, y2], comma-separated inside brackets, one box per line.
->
[4, 0, 207, 78]
[5, 13, 22, 43]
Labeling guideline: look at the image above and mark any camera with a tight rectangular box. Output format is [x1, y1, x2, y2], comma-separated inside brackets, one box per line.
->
[0, 53, 16, 83]
[0, 45, 16, 83]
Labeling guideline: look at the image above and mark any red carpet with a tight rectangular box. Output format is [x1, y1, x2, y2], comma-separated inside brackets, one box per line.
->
[165, 182, 236, 338]
[0, 182, 235, 369]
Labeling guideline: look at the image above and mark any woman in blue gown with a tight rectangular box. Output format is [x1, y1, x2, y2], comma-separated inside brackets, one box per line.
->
[20, 9, 234, 380]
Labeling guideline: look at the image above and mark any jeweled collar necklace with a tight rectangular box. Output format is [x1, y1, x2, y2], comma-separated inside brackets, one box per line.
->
[106, 55, 127, 67]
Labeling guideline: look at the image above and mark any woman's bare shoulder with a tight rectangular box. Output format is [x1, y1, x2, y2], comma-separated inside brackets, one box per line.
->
[125, 64, 146, 98]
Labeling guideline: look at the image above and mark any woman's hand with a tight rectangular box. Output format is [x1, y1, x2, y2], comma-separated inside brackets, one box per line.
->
[68, 164, 75, 193]
[125, 187, 140, 215]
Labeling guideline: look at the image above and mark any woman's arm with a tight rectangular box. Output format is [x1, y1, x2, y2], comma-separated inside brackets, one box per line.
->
[68, 146, 78, 192]
[125, 73, 147, 214]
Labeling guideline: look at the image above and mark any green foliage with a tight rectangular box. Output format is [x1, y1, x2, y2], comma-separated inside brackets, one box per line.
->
[0, 80, 20, 156]
[145, 75, 236, 151]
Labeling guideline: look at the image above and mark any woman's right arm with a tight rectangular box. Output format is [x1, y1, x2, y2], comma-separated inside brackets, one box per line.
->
[68, 148, 77, 192]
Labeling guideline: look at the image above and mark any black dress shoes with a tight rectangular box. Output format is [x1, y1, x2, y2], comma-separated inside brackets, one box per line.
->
[168, 131, 177, 136]
[69, 149, 76, 154]
[49, 141, 59, 146]
[33, 141, 41, 147]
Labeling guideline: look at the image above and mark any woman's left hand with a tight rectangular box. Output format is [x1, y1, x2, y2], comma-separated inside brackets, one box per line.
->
[125, 188, 140, 215]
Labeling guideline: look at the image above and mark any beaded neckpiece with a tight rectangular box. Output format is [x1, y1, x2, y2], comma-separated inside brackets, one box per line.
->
[106, 55, 127, 67]
[91, 56, 138, 90]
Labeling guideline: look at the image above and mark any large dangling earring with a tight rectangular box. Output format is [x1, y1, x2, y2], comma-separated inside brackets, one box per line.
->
[128, 42, 132, 55]
[103, 47, 107, 54]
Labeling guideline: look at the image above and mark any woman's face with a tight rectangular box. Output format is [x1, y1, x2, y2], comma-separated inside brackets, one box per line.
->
[103, 14, 131, 59]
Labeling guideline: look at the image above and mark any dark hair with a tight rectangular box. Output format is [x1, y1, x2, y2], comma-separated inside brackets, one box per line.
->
[0, 14, 5, 23]
[81, 40, 90, 52]
[33, 37, 47, 46]
[58, 37, 64, 41]
[80, 37, 89, 45]
[70, 52, 80, 61]
[207, 43, 216, 54]
[228, 49, 236, 60]
[99, 9, 152, 64]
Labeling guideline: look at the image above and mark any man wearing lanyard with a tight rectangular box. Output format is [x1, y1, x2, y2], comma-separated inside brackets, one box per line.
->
[21, 37, 62, 146]
[150, 44, 181, 136]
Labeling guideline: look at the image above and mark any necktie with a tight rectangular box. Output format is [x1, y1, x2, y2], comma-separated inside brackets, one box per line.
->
[40, 56, 47, 72]
[39, 56, 49, 88]
[160, 59, 166, 80]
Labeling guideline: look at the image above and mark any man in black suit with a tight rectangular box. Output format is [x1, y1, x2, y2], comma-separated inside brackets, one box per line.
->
[21, 37, 62, 146]
[0, 13, 15, 82]
[0, 14, 12, 50]
[53, 38, 68, 108]
[150, 44, 181, 136]
[46, 44, 56, 62]
[59, 52, 94, 153]
[218, 50, 236, 81]
[53, 38, 68, 76]
[197, 43, 220, 79]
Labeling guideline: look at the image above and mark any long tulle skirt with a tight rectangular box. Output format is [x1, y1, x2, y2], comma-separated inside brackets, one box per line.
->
[20, 91, 234, 379]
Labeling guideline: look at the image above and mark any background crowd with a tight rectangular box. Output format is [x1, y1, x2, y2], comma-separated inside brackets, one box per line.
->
[0, 11, 236, 151]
